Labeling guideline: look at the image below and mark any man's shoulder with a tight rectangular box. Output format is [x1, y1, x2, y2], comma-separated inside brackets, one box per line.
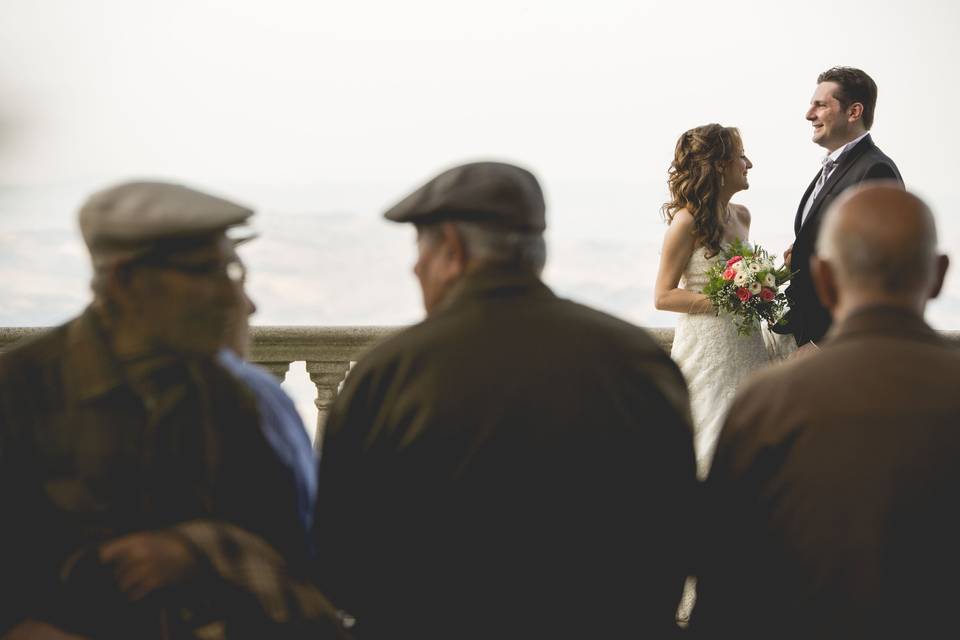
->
[832, 328, 960, 371]
[0, 323, 75, 428]
[737, 331, 960, 409]
[549, 296, 667, 351]
[356, 295, 664, 372]
[851, 136, 901, 178]
[217, 349, 284, 393]
[725, 351, 833, 425]
[724, 333, 960, 456]
[714, 355, 834, 468]
[0, 322, 71, 381]
[354, 316, 442, 365]
[862, 143, 899, 168]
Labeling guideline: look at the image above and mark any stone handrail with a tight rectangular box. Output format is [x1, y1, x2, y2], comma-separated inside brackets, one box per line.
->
[3, 325, 959, 446]
[247, 326, 402, 436]
[0, 325, 675, 444]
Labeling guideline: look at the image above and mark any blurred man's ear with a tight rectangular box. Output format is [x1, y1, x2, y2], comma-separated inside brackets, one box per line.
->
[929, 254, 950, 300]
[811, 256, 839, 315]
[440, 222, 467, 276]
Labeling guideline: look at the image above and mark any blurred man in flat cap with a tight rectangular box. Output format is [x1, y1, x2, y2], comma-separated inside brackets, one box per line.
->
[315, 161, 698, 638]
[691, 184, 958, 639]
[0, 182, 348, 640]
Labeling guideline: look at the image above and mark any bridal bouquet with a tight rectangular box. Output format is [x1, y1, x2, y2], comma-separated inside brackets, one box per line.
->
[702, 240, 792, 336]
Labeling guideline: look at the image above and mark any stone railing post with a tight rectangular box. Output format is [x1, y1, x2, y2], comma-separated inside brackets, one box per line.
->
[250, 326, 399, 450]
[6, 323, 960, 452]
[305, 360, 353, 444]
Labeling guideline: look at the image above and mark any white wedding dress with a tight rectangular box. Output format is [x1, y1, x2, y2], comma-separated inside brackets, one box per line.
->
[672, 244, 787, 626]
[670, 245, 771, 479]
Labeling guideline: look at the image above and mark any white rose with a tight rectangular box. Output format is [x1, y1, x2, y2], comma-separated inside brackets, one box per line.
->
[748, 261, 762, 273]
[748, 281, 762, 295]
[731, 260, 744, 272]
[734, 271, 750, 286]
[764, 273, 776, 287]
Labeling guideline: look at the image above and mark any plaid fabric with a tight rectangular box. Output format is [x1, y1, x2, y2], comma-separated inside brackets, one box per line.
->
[0, 307, 350, 639]
[171, 520, 351, 639]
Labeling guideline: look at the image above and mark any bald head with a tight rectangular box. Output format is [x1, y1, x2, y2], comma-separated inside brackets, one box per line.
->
[817, 183, 939, 294]
[813, 183, 948, 321]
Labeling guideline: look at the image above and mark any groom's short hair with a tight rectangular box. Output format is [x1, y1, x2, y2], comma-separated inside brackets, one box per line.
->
[817, 66, 878, 130]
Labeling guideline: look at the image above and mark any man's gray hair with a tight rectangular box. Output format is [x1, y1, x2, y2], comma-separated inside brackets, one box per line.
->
[422, 221, 547, 274]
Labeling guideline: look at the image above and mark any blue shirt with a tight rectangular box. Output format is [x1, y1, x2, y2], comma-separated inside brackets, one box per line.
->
[217, 349, 318, 550]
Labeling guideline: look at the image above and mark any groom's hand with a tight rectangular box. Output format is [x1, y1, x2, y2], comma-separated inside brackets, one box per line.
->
[783, 244, 793, 270]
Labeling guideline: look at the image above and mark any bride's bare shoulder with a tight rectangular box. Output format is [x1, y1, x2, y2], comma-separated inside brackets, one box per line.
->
[730, 202, 751, 224]
[669, 208, 696, 229]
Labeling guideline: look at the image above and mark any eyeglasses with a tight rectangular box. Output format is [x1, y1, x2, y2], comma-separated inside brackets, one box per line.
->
[128, 254, 247, 284]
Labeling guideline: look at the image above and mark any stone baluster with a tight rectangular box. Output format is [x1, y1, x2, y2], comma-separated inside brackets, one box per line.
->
[305, 360, 353, 448]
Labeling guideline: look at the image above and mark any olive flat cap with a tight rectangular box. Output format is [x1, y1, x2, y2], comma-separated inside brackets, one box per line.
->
[383, 161, 546, 231]
[79, 181, 254, 268]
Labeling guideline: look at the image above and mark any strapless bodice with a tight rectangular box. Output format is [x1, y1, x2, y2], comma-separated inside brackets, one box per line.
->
[679, 248, 721, 292]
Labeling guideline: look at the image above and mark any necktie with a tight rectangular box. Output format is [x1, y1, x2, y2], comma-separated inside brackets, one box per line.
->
[801, 156, 837, 225]
[811, 156, 837, 202]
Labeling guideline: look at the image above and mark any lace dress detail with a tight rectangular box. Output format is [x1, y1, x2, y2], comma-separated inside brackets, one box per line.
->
[671, 246, 770, 479]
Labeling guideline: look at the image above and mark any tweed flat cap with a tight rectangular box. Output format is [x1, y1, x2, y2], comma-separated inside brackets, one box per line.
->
[79, 181, 254, 268]
[383, 161, 546, 231]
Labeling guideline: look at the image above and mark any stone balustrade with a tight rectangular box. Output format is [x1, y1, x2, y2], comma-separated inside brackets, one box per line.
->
[2, 325, 958, 447]
[246, 326, 402, 438]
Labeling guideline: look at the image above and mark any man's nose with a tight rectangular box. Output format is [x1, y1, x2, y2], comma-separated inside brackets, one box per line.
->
[805, 106, 816, 120]
[243, 290, 257, 317]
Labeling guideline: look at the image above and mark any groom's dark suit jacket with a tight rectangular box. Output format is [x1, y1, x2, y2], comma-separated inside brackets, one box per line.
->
[782, 134, 902, 345]
[691, 306, 960, 640]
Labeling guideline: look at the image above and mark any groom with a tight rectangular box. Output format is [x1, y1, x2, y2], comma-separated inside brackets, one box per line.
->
[779, 66, 902, 348]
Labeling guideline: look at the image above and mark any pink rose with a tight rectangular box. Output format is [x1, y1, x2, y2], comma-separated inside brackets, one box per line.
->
[726, 256, 743, 267]
[735, 287, 751, 302]
[760, 287, 776, 302]
[722, 267, 736, 281]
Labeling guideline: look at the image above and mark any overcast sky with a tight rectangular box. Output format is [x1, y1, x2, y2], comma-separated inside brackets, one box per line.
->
[2, 0, 959, 328]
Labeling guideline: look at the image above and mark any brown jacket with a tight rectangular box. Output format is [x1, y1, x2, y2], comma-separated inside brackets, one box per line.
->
[0, 308, 343, 639]
[691, 306, 960, 639]
[316, 268, 697, 639]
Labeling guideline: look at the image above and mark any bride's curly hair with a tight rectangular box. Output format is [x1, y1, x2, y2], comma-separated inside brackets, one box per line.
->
[661, 124, 742, 258]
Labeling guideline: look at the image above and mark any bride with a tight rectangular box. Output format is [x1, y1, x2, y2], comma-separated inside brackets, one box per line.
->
[654, 123, 771, 480]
